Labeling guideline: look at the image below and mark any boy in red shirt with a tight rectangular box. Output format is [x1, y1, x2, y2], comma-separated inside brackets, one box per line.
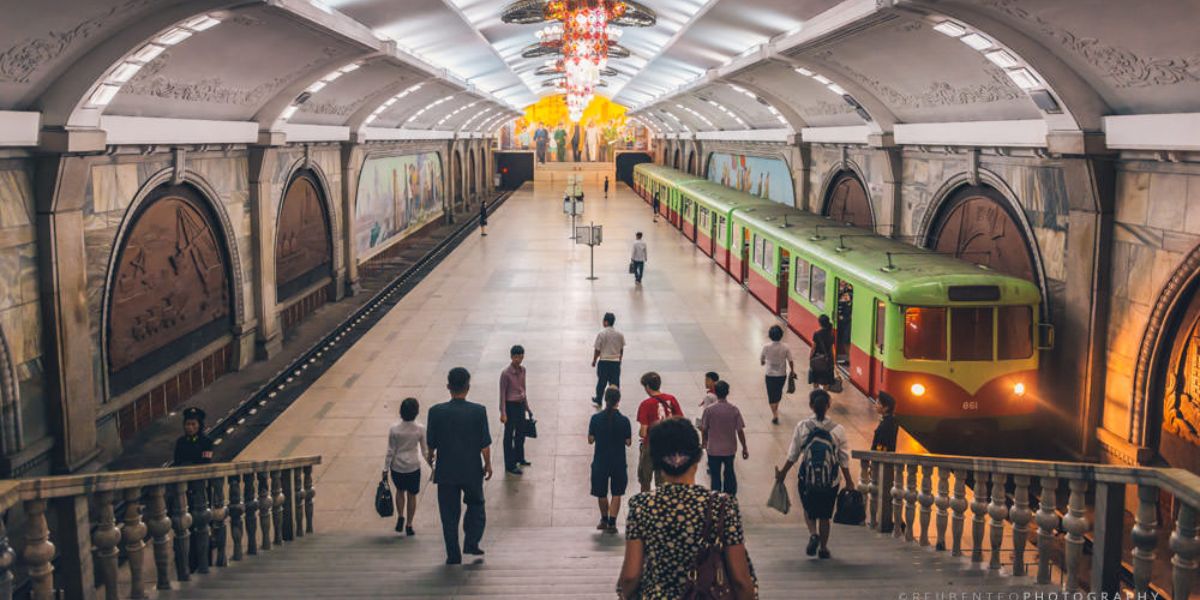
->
[635, 372, 684, 492]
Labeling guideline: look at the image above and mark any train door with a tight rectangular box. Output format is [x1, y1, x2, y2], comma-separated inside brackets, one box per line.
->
[710, 217, 718, 258]
[778, 249, 791, 317]
[870, 299, 886, 397]
[836, 280, 854, 368]
[739, 227, 751, 284]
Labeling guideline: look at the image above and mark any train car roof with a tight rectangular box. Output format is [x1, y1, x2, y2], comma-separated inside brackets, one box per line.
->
[634, 163, 704, 185]
[675, 180, 778, 213]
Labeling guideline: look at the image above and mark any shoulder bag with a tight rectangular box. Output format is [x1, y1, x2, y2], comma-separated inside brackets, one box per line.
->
[680, 494, 736, 600]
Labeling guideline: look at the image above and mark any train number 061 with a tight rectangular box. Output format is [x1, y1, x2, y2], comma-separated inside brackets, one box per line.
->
[961, 401, 979, 411]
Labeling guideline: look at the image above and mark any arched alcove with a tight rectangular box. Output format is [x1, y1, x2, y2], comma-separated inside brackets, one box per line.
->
[822, 170, 875, 231]
[925, 184, 1037, 283]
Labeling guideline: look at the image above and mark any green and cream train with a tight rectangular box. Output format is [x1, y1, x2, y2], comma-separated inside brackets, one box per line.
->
[633, 163, 1051, 450]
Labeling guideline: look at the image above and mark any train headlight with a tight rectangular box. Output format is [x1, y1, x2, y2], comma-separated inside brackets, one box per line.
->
[1014, 382, 1026, 396]
[910, 383, 926, 397]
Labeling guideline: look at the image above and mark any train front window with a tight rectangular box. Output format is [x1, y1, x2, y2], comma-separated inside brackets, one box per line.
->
[951, 307, 993, 361]
[904, 307, 946, 360]
[998, 306, 1034, 359]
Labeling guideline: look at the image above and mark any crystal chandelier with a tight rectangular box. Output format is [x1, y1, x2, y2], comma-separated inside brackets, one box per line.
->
[503, 0, 656, 121]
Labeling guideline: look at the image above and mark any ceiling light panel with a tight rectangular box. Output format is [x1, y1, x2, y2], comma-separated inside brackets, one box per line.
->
[86, 14, 224, 109]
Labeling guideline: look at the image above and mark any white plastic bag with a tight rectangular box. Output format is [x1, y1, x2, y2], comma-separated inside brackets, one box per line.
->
[767, 479, 791, 514]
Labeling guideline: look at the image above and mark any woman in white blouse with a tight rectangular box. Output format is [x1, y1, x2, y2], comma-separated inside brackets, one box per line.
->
[384, 397, 431, 536]
[760, 325, 795, 425]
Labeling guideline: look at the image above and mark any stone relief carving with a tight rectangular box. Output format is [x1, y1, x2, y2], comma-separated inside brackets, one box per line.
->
[798, 99, 855, 117]
[123, 48, 343, 106]
[984, 0, 1200, 88]
[300, 94, 371, 117]
[0, 0, 156, 83]
[813, 50, 1023, 109]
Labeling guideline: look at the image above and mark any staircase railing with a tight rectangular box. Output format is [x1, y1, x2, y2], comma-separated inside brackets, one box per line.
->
[853, 450, 1200, 599]
[0, 455, 320, 600]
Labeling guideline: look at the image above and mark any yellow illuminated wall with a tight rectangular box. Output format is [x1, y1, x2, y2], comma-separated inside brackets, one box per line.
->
[499, 95, 651, 157]
[522, 95, 627, 128]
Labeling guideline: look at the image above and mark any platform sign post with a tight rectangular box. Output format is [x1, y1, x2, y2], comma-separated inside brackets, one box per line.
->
[574, 222, 602, 280]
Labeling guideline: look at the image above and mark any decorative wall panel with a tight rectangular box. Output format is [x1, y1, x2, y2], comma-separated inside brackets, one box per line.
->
[928, 186, 1036, 282]
[706, 152, 795, 206]
[355, 152, 444, 263]
[275, 172, 331, 301]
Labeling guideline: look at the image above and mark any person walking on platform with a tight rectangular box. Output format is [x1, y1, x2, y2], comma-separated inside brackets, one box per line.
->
[809, 315, 838, 391]
[701, 380, 748, 497]
[774, 390, 853, 560]
[872, 391, 899, 533]
[652, 191, 660, 223]
[761, 324, 795, 425]
[635, 372, 683, 493]
[427, 367, 493, 565]
[630, 232, 647, 285]
[592, 312, 625, 408]
[479, 199, 488, 237]
[500, 345, 531, 475]
[589, 387, 631, 534]
[603, 176, 610, 198]
[384, 397, 430, 536]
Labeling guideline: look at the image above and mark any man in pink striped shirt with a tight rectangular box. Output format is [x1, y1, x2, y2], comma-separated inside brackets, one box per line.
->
[499, 345, 530, 475]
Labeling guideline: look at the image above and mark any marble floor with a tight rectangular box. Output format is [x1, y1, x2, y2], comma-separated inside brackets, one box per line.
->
[237, 178, 917, 534]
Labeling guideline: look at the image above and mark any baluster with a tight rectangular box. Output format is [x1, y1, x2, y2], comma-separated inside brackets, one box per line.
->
[271, 470, 284, 545]
[1062, 478, 1089, 592]
[228, 475, 245, 561]
[1170, 502, 1199, 599]
[1010, 475, 1032, 577]
[294, 467, 306, 539]
[243, 473, 259, 555]
[258, 472, 272, 550]
[904, 464, 918, 543]
[281, 470, 295, 541]
[0, 510, 13, 600]
[950, 469, 967, 557]
[304, 465, 315, 534]
[92, 490, 121, 600]
[122, 487, 148, 599]
[170, 482, 192, 582]
[970, 471, 989, 565]
[918, 466, 933, 547]
[210, 478, 228, 567]
[858, 460, 875, 530]
[1035, 477, 1059, 584]
[22, 499, 54, 600]
[189, 480, 211, 574]
[891, 463, 904, 539]
[1130, 484, 1158, 594]
[988, 472, 1009, 570]
[934, 468, 950, 551]
[146, 485, 172, 590]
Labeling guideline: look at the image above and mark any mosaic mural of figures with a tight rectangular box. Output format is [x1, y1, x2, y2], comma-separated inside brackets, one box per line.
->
[355, 152, 444, 262]
[108, 187, 232, 387]
[707, 153, 795, 206]
[275, 173, 332, 300]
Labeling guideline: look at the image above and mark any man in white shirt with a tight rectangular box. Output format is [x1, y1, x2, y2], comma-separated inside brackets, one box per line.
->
[630, 232, 647, 285]
[591, 312, 625, 408]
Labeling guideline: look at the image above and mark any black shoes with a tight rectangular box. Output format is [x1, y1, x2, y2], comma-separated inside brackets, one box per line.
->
[806, 535, 819, 557]
[772, 417, 780, 425]
[596, 518, 609, 531]
[463, 546, 485, 556]
[446, 556, 462, 565]
[406, 526, 415, 537]
[506, 466, 523, 475]
[518, 460, 532, 467]
[395, 516, 405, 533]
[818, 549, 831, 560]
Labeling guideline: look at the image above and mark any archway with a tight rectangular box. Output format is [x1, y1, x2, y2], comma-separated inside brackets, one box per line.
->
[823, 170, 875, 231]
[673, 148, 681, 170]
[468, 150, 477, 198]
[276, 170, 333, 330]
[453, 150, 464, 208]
[925, 184, 1037, 282]
[687, 150, 696, 175]
[0, 328, 20, 461]
[107, 182, 235, 396]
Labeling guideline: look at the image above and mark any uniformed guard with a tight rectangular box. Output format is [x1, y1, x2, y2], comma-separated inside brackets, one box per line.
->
[173, 407, 214, 466]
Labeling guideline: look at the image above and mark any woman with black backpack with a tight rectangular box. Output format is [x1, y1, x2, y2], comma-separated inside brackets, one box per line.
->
[773, 390, 853, 559]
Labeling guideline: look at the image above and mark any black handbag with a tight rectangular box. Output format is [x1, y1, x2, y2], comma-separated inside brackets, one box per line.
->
[829, 378, 844, 393]
[522, 410, 538, 439]
[375, 474, 394, 518]
[786, 372, 797, 394]
[628, 261, 637, 274]
[833, 488, 866, 525]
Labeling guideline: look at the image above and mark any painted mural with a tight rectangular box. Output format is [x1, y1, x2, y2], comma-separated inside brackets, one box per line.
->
[498, 95, 652, 160]
[355, 152, 444, 263]
[706, 153, 795, 206]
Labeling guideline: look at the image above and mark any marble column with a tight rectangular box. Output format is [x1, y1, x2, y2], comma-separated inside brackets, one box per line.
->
[248, 147, 283, 359]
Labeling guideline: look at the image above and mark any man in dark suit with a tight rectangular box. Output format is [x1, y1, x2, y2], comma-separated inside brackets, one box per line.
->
[427, 367, 493, 564]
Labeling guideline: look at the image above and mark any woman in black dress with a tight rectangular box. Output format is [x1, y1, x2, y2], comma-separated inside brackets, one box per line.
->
[479, 200, 488, 236]
[808, 315, 837, 390]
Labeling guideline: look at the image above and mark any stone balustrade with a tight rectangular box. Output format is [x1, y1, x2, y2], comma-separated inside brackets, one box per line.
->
[854, 450, 1200, 599]
[0, 455, 320, 600]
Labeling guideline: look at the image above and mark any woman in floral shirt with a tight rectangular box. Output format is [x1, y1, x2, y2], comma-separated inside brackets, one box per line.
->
[617, 417, 757, 599]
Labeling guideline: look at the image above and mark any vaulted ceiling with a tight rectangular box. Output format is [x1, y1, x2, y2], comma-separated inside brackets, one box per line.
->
[0, 0, 1197, 148]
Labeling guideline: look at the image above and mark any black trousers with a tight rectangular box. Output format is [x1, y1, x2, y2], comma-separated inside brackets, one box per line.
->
[594, 360, 621, 404]
[437, 480, 486, 560]
[708, 455, 737, 496]
[503, 401, 527, 469]
[632, 260, 645, 283]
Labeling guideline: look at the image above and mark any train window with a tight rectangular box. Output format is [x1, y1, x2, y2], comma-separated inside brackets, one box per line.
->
[763, 240, 774, 272]
[950, 307, 993, 361]
[719, 217, 727, 241]
[875, 300, 886, 349]
[903, 307, 946, 360]
[809, 266, 827, 309]
[997, 306, 1034, 359]
[753, 236, 763, 266]
[794, 258, 810, 296]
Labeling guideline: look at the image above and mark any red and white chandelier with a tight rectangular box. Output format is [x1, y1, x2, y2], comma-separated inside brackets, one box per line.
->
[504, 0, 656, 121]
